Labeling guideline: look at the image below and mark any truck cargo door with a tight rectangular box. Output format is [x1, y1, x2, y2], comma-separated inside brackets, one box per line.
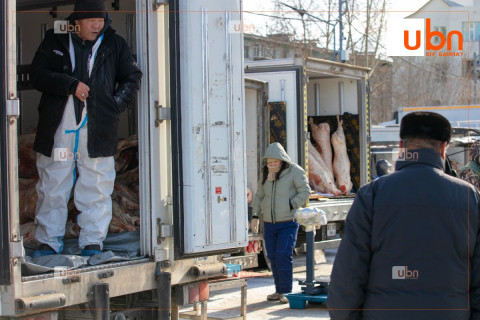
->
[245, 69, 302, 164]
[171, 0, 247, 255]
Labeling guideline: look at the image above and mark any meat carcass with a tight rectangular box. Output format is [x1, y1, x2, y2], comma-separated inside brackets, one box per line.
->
[113, 201, 139, 227]
[113, 183, 139, 203]
[19, 178, 38, 223]
[308, 140, 334, 182]
[109, 216, 136, 233]
[65, 220, 81, 238]
[116, 135, 138, 154]
[309, 118, 333, 176]
[20, 221, 37, 245]
[308, 141, 340, 195]
[112, 183, 140, 216]
[18, 134, 38, 179]
[110, 201, 138, 233]
[115, 135, 138, 173]
[331, 116, 353, 194]
[116, 167, 139, 185]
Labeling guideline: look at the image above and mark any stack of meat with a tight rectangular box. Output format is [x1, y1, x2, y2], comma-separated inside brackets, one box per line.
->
[19, 135, 141, 245]
[308, 116, 353, 195]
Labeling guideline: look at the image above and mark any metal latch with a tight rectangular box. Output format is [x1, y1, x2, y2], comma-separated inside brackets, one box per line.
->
[154, 101, 171, 127]
[153, 0, 169, 10]
[6, 99, 20, 117]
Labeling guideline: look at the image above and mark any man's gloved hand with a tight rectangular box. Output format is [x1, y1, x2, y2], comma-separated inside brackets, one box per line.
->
[250, 217, 259, 233]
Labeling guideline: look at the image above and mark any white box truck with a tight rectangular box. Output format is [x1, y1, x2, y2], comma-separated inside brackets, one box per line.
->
[1, 0, 253, 318]
[245, 57, 370, 249]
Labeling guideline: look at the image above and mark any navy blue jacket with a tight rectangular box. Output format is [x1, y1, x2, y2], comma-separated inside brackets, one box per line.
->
[328, 148, 480, 320]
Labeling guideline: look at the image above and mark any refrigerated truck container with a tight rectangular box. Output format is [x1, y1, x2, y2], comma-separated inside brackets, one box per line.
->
[245, 57, 370, 248]
[0, 0, 253, 318]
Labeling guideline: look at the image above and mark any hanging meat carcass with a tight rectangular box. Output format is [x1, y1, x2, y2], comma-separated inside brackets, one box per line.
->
[309, 118, 334, 176]
[331, 116, 353, 194]
[308, 141, 340, 195]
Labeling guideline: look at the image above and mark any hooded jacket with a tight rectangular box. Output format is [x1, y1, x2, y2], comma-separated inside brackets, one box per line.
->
[252, 143, 310, 223]
[328, 148, 480, 320]
[30, 13, 142, 158]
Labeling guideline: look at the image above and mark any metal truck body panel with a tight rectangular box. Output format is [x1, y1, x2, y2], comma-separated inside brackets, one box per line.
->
[0, 0, 249, 317]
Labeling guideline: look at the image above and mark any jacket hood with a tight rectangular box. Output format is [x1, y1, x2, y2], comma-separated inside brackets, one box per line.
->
[262, 142, 292, 165]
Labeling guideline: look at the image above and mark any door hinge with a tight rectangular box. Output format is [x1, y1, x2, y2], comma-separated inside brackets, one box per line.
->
[154, 101, 171, 127]
[157, 219, 173, 244]
[11, 241, 24, 265]
[6, 99, 20, 117]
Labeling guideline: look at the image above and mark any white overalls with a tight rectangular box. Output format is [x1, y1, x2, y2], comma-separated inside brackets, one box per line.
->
[34, 34, 115, 253]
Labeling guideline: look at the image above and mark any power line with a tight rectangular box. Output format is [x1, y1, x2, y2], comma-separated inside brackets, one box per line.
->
[244, 10, 327, 23]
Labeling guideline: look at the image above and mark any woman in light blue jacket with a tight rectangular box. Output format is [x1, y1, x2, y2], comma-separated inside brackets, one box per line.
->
[251, 142, 310, 303]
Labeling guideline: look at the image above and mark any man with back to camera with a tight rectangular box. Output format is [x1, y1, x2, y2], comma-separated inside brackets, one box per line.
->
[328, 112, 480, 319]
[373, 159, 391, 179]
[30, 0, 142, 257]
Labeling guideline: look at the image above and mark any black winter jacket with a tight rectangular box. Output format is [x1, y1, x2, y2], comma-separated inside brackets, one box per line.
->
[328, 148, 480, 320]
[30, 16, 142, 158]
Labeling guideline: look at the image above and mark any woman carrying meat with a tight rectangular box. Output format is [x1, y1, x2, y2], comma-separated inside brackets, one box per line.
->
[250, 142, 310, 303]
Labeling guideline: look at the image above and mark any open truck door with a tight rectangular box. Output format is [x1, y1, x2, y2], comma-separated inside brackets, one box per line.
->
[171, 0, 247, 256]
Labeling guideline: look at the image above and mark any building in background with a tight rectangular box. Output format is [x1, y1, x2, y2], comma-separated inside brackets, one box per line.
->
[392, 0, 480, 117]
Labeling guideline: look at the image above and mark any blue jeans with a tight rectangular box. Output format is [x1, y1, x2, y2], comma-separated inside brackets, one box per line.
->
[264, 221, 299, 294]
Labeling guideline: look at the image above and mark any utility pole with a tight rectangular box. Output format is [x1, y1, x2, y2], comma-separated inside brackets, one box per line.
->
[474, 52, 477, 106]
[338, 0, 347, 62]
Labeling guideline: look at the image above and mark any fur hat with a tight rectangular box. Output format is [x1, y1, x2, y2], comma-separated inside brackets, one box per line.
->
[71, 0, 107, 20]
[400, 112, 451, 143]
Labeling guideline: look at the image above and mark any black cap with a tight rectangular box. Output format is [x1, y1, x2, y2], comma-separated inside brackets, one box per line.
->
[71, 0, 107, 20]
[400, 112, 451, 143]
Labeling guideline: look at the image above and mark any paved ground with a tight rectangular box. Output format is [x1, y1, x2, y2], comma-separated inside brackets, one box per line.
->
[179, 249, 336, 319]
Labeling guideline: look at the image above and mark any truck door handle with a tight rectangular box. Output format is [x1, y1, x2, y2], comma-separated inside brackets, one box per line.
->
[217, 196, 227, 203]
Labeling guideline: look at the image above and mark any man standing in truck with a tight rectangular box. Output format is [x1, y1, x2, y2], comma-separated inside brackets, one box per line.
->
[328, 112, 480, 319]
[30, 0, 142, 257]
